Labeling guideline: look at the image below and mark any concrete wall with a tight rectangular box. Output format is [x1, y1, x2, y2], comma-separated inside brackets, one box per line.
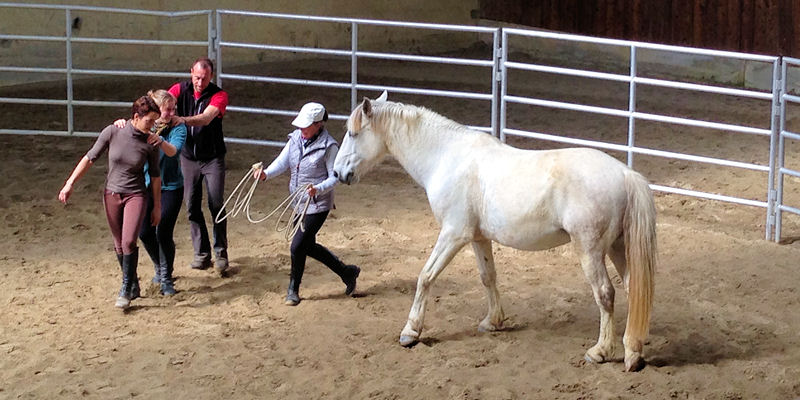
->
[3, 1, 797, 93]
[0, 1, 481, 86]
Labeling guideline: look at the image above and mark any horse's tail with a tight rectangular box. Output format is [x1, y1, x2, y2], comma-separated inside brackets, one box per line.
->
[622, 170, 657, 370]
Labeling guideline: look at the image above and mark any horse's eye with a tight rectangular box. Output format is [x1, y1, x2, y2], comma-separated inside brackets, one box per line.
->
[348, 130, 358, 137]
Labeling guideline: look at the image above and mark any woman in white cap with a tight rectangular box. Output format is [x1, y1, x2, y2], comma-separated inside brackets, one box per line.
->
[254, 102, 360, 306]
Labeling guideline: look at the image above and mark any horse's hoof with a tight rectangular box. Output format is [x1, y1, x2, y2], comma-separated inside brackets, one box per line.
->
[584, 350, 611, 364]
[624, 355, 646, 372]
[399, 335, 418, 347]
[584, 346, 613, 364]
[477, 323, 500, 333]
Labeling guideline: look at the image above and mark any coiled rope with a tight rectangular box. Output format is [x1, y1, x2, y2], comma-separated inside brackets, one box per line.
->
[215, 162, 312, 241]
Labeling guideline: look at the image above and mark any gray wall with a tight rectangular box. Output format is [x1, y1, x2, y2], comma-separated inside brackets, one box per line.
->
[2, 1, 794, 92]
[0, 1, 481, 86]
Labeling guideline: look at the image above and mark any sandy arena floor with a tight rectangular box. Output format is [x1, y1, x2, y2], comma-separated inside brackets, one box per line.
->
[1, 54, 799, 399]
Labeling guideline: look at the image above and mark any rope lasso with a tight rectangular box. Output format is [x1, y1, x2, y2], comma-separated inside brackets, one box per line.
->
[215, 162, 313, 241]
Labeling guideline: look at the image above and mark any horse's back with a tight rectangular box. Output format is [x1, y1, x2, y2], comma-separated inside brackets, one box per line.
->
[476, 147, 629, 207]
[472, 146, 631, 250]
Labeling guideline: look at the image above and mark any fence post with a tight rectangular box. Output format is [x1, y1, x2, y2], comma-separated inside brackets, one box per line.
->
[65, 8, 74, 135]
[774, 57, 789, 242]
[211, 11, 221, 87]
[499, 28, 508, 143]
[627, 45, 637, 168]
[351, 22, 358, 110]
[767, 57, 782, 241]
[491, 28, 501, 138]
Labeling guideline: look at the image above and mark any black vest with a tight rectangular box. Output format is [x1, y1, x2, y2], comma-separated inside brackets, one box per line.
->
[177, 80, 226, 161]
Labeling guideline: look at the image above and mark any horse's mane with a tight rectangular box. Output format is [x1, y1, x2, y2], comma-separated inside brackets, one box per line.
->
[349, 100, 480, 139]
[348, 99, 502, 157]
[374, 101, 473, 137]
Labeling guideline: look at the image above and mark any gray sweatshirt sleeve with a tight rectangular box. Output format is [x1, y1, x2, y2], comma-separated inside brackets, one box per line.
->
[313, 145, 339, 195]
[85, 125, 114, 162]
[263, 142, 292, 179]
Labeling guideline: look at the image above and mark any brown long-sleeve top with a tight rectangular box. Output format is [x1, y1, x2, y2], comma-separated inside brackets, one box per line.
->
[85, 121, 160, 194]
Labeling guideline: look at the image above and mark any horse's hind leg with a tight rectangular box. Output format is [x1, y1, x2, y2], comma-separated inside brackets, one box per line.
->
[399, 228, 468, 347]
[575, 245, 617, 364]
[608, 236, 629, 293]
[472, 239, 504, 332]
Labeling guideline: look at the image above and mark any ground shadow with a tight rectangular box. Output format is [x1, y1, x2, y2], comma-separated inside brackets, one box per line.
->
[646, 317, 785, 367]
[779, 235, 800, 245]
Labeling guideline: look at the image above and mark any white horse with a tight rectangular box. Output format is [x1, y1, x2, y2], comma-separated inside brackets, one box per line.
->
[333, 94, 656, 372]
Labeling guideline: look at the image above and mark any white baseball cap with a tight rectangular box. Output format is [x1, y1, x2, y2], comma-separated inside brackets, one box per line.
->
[291, 102, 326, 128]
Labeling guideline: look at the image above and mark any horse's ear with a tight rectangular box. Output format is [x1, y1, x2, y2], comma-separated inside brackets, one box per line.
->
[361, 97, 372, 117]
[376, 90, 388, 102]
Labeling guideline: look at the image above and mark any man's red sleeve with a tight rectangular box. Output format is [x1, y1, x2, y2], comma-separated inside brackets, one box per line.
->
[209, 91, 228, 117]
[168, 83, 181, 99]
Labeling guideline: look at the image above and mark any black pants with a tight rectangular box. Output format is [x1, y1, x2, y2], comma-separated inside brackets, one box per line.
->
[290, 211, 347, 287]
[139, 187, 183, 273]
[181, 155, 227, 260]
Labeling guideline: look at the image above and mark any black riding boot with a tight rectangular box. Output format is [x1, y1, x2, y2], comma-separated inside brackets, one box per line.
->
[140, 234, 161, 284]
[285, 278, 301, 306]
[116, 252, 140, 300]
[309, 244, 360, 296]
[160, 260, 177, 296]
[285, 258, 304, 306]
[115, 255, 131, 309]
[115, 250, 140, 309]
[342, 264, 360, 296]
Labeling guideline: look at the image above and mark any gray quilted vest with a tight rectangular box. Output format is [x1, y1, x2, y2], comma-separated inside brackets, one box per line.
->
[287, 128, 338, 214]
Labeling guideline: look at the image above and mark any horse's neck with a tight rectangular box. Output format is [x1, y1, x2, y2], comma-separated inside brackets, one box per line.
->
[383, 119, 454, 188]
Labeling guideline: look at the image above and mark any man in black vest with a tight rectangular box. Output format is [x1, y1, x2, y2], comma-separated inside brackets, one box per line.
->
[168, 57, 229, 275]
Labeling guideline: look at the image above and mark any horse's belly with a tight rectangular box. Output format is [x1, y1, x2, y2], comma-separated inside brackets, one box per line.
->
[491, 227, 571, 251]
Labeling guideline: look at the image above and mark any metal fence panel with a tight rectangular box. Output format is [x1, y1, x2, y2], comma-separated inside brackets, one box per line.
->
[214, 10, 500, 140]
[775, 57, 800, 241]
[500, 28, 781, 240]
[1, 2, 799, 241]
[0, 3, 212, 136]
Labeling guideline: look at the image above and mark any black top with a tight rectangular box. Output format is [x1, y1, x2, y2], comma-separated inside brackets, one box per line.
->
[176, 80, 226, 161]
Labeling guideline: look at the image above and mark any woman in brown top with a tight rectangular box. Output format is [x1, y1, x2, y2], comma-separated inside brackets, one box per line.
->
[59, 96, 165, 310]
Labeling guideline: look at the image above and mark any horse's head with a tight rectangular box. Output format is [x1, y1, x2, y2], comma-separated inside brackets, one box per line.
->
[334, 92, 389, 185]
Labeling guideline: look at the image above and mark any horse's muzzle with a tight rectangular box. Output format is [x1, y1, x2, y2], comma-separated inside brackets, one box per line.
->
[334, 170, 354, 185]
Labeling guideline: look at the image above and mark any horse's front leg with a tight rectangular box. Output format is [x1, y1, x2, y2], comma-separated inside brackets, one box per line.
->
[472, 239, 504, 332]
[399, 229, 468, 347]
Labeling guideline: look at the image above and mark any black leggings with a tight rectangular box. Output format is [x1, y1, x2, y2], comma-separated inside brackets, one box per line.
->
[139, 188, 183, 272]
[290, 211, 347, 285]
